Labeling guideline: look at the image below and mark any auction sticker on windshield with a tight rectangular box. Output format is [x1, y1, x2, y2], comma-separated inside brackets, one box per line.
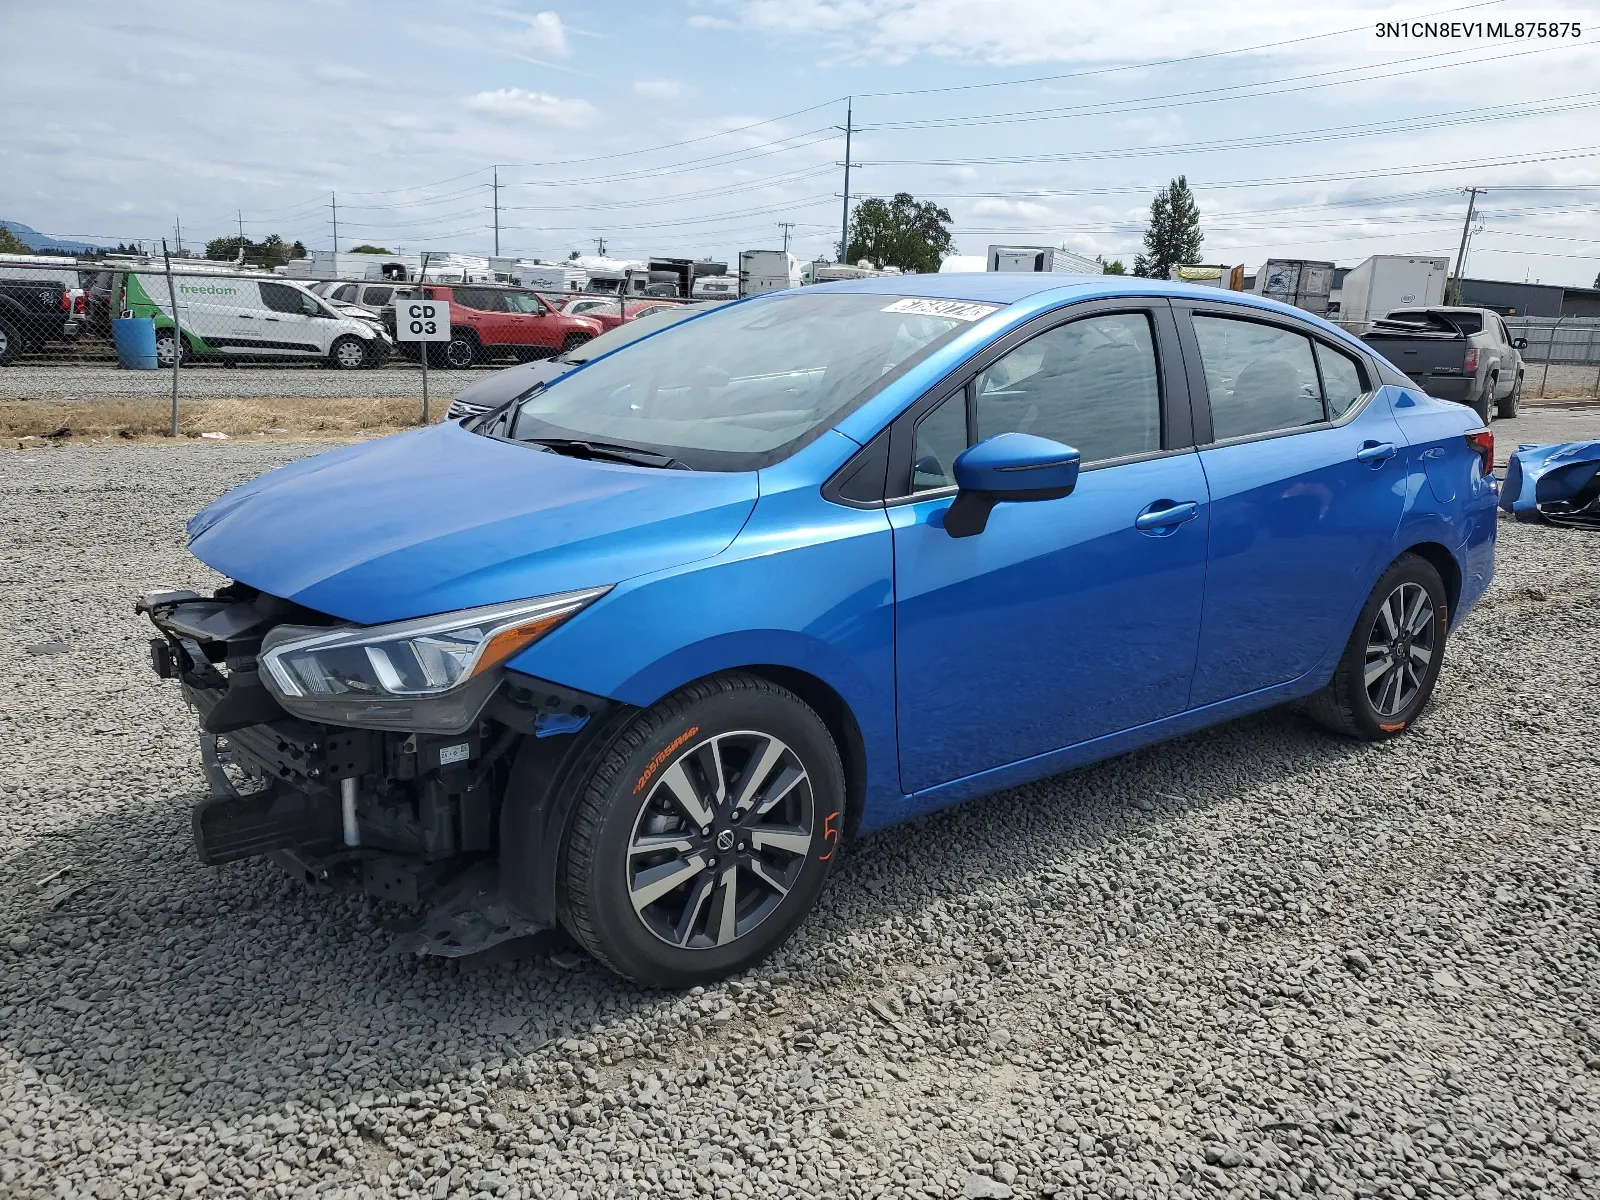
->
[880, 298, 999, 321]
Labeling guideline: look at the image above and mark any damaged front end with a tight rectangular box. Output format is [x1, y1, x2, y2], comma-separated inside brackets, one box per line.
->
[137, 582, 616, 956]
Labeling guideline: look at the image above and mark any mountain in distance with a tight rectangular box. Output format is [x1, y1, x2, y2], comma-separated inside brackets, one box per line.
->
[1, 219, 112, 254]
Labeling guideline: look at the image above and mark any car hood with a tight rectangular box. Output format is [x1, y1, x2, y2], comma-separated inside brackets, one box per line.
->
[452, 358, 575, 408]
[186, 422, 759, 624]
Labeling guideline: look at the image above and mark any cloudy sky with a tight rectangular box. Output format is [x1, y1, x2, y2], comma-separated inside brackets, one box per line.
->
[4, 0, 1598, 284]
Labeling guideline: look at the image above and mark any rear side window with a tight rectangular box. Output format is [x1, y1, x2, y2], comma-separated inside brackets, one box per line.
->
[1192, 316, 1324, 440]
[363, 286, 392, 306]
[1315, 343, 1367, 418]
[332, 283, 358, 302]
[452, 288, 501, 311]
[973, 312, 1162, 464]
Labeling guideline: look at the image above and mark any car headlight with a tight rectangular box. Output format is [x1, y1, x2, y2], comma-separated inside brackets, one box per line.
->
[258, 586, 609, 733]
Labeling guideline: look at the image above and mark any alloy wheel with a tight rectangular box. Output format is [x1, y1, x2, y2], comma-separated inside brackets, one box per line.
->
[1364, 581, 1436, 717]
[626, 730, 814, 950]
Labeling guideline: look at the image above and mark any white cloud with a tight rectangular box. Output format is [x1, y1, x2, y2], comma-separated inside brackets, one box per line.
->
[633, 78, 686, 101]
[502, 9, 570, 56]
[463, 87, 596, 127]
[687, 14, 735, 28]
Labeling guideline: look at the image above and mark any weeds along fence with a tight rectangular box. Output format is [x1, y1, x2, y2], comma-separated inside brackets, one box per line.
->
[0, 259, 713, 374]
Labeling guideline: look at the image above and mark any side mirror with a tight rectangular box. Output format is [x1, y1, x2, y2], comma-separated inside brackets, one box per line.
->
[945, 432, 1081, 538]
[1512, 337, 1528, 350]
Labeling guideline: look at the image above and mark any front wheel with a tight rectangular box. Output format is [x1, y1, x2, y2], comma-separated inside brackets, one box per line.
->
[0, 317, 19, 364]
[561, 333, 592, 355]
[154, 330, 188, 368]
[1303, 553, 1448, 741]
[328, 335, 369, 370]
[558, 673, 845, 986]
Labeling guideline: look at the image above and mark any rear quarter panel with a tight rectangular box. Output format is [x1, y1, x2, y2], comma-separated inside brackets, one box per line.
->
[1384, 384, 1497, 624]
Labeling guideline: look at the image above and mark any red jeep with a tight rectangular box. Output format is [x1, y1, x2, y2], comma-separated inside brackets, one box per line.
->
[385, 284, 603, 368]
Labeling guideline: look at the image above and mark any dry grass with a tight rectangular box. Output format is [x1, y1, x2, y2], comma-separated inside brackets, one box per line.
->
[1, 396, 441, 444]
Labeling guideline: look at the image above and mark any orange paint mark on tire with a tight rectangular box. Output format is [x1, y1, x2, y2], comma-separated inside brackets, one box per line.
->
[1378, 721, 1406, 733]
[634, 726, 699, 794]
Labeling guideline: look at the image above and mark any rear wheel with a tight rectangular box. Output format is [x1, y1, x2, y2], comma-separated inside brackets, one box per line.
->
[442, 333, 477, 369]
[1497, 372, 1521, 419]
[558, 673, 845, 986]
[1474, 374, 1497, 425]
[328, 335, 369, 370]
[1304, 554, 1448, 741]
[0, 317, 18, 364]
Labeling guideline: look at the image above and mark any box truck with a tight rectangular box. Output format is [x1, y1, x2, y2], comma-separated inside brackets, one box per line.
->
[739, 250, 805, 296]
[1254, 259, 1336, 316]
[1336, 255, 1450, 333]
[987, 245, 1100, 273]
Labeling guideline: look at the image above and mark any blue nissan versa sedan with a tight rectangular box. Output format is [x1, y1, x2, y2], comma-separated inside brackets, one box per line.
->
[140, 273, 1496, 985]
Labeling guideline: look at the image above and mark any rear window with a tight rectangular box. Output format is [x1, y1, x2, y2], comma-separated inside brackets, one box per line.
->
[1388, 309, 1482, 334]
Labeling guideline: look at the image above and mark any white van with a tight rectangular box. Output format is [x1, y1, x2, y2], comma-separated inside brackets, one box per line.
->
[123, 271, 391, 369]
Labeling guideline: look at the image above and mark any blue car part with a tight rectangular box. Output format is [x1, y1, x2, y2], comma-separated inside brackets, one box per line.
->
[1501, 441, 1600, 527]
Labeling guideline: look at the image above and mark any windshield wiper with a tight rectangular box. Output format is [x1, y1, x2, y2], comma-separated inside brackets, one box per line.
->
[527, 438, 691, 470]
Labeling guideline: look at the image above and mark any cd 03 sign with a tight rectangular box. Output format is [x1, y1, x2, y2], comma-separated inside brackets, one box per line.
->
[396, 298, 450, 342]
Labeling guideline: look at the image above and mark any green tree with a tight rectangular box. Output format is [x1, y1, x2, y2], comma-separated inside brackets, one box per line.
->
[568, 249, 581, 260]
[205, 235, 247, 261]
[844, 192, 954, 274]
[0, 226, 32, 254]
[1132, 176, 1203, 280]
[206, 233, 304, 268]
[350, 244, 390, 254]
[1097, 255, 1126, 275]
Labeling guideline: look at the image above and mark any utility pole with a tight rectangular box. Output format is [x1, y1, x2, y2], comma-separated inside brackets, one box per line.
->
[237, 210, 245, 247]
[839, 97, 853, 265]
[331, 192, 339, 257]
[492, 166, 500, 258]
[779, 222, 795, 253]
[174, 215, 183, 257]
[595, 236, 607, 256]
[1450, 187, 1483, 301]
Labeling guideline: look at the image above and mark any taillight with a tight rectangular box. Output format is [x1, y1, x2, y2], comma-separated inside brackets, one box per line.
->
[1463, 347, 1479, 373]
[73, 294, 86, 314]
[1465, 429, 1493, 476]
[59, 290, 71, 311]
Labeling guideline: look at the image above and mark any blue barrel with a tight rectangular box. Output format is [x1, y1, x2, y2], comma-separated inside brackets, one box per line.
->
[113, 317, 158, 369]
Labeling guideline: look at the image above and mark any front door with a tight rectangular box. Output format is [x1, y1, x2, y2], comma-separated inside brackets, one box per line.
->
[256, 282, 326, 357]
[891, 303, 1210, 794]
[1178, 305, 1409, 706]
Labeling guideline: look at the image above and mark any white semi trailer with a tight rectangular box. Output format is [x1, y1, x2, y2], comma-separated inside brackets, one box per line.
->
[1335, 255, 1450, 333]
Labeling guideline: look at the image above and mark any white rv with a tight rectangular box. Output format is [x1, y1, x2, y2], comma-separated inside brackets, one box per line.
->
[987, 245, 1100, 273]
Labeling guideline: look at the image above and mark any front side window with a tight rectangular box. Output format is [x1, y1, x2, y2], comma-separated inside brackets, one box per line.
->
[1192, 316, 1324, 441]
[912, 392, 967, 492]
[508, 292, 978, 470]
[332, 283, 358, 302]
[259, 282, 307, 315]
[503, 292, 547, 315]
[974, 312, 1162, 463]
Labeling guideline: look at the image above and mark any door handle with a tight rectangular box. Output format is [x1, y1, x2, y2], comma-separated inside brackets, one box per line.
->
[239, 313, 254, 319]
[1356, 441, 1397, 464]
[1134, 500, 1200, 532]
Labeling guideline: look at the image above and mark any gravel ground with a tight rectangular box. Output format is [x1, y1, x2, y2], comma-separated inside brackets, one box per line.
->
[0, 364, 486, 401]
[1, 424, 1598, 1200]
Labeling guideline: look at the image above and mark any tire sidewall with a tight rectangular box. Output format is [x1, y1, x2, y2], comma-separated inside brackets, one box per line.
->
[445, 335, 476, 368]
[1341, 556, 1448, 739]
[564, 684, 845, 986]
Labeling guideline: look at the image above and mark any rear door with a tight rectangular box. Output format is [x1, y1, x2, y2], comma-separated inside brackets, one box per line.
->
[1175, 302, 1408, 707]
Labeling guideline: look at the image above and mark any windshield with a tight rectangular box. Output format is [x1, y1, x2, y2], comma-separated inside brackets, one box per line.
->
[508, 291, 984, 469]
